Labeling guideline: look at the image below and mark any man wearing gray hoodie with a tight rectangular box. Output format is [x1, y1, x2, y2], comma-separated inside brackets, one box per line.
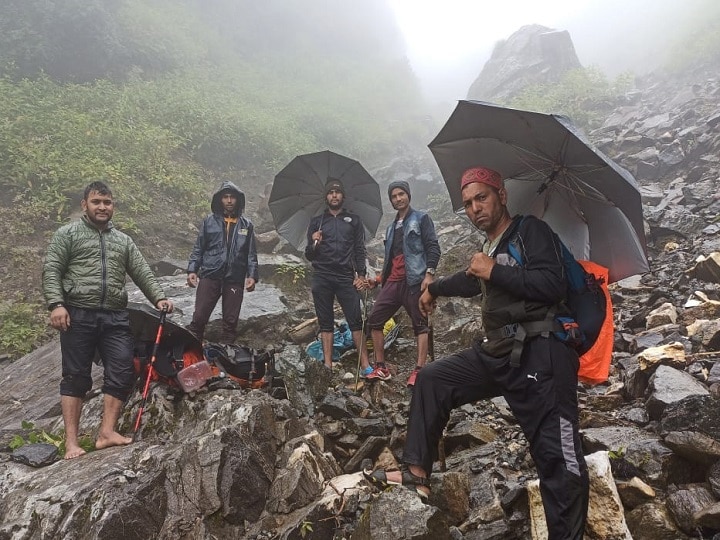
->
[187, 181, 259, 343]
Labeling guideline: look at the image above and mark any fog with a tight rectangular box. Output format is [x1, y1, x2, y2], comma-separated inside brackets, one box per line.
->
[391, 0, 713, 104]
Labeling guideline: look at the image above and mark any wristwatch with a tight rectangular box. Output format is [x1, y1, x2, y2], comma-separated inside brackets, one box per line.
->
[426, 268, 436, 276]
[48, 302, 65, 311]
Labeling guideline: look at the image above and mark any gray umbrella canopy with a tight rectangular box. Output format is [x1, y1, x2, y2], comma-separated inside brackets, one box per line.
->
[269, 150, 382, 250]
[429, 100, 649, 283]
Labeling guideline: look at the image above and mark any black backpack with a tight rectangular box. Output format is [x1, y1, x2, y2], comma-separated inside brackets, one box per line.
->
[203, 343, 274, 385]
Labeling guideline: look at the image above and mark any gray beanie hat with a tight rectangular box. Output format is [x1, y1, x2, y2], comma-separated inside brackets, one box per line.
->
[388, 180, 411, 200]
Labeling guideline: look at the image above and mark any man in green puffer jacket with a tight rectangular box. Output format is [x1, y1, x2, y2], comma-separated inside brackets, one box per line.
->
[43, 180, 174, 459]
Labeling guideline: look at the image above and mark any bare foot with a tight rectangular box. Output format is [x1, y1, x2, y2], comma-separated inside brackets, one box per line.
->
[95, 431, 132, 450]
[64, 444, 87, 460]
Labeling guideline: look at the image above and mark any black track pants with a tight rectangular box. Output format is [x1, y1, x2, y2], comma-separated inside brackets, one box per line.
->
[404, 336, 589, 540]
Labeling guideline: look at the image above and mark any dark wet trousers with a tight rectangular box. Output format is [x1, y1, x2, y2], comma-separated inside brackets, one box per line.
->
[311, 272, 363, 332]
[188, 278, 244, 343]
[60, 306, 135, 401]
[404, 335, 589, 540]
[367, 279, 428, 335]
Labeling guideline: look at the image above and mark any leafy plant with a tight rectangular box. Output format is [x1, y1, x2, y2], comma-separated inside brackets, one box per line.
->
[277, 263, 308, 285]
[9, 420, 94, 455]
[0, 300, 51, 359]
[300, 520, 313, 539]
[9, 420, 63, 450]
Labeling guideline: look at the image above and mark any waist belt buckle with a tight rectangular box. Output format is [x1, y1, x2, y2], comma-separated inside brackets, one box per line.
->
[503, 323, 519, 338]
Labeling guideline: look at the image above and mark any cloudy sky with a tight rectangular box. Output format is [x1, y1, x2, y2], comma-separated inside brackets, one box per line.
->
[388, 0, 704, 103]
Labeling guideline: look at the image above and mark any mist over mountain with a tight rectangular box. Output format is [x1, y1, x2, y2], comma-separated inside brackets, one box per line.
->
[405, 0, 720, 105]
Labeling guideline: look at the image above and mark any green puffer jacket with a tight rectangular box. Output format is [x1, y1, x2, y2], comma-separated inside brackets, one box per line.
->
[43, 216, 166, 311]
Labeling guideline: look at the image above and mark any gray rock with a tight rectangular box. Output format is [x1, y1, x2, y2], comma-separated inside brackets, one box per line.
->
[467, 24, 581, 103]
[11, 443, 58, 467]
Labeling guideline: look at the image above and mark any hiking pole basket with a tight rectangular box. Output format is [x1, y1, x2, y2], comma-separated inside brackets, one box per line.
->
[132, 307, 167, 442]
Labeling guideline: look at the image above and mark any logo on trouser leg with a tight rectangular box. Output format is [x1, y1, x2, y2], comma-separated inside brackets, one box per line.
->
[527, 372, 538, 382]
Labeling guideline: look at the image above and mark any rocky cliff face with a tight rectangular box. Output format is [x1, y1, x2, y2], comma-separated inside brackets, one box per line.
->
[467, 24, 582, 103]
[3, 28, 720, 540]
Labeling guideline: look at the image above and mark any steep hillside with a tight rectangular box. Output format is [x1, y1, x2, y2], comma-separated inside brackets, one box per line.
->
[0, 0, 427, 358]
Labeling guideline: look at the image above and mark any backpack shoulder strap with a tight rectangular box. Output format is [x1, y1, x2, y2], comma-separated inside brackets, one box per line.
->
[506, 215, 527, 265]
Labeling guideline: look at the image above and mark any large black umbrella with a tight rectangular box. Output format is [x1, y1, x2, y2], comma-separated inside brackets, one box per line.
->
[269, 150, 382, 250]
[127, 302, 201, 351]
[429, 100, 649, 283]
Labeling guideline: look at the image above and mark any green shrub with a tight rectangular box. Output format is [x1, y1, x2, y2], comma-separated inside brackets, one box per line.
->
[0, 299, 50, 359]
[506, 67, 633, 130]
[10, 420, 95, 456]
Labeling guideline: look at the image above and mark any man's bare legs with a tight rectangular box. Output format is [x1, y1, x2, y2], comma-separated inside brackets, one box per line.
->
[416, 333, 429, 368]
[351, 330, 371, 370]
[373, 329, 429, 367]
[371, 328, 385, 364]
[95, 394, 132, 450]
[321, 331, 334, 369]
[61, 395, 86, 459]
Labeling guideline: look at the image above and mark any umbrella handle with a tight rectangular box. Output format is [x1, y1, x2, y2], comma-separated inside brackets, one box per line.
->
[313, 217, 324, 249]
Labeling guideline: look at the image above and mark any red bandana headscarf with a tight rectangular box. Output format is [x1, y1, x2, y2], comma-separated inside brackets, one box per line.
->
[460, 167, 503, 191]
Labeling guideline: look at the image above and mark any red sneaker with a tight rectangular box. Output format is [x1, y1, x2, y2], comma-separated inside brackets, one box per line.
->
[366, 366, 391, 381]
[406, 368, 421, 387]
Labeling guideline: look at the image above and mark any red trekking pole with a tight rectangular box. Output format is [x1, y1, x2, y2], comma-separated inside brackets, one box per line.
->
[132, 308, 167, 442]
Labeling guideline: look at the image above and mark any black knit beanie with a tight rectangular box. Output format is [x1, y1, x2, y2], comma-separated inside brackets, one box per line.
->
[387, 180, 411, 201]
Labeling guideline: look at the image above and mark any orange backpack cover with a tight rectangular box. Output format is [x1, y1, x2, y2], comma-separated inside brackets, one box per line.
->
[576, 260, 614, 385]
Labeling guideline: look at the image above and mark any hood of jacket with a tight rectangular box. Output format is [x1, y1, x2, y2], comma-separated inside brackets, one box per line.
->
[211, 180, 245, 216]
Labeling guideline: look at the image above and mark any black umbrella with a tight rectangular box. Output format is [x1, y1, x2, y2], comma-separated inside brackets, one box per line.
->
[127, 302, 201, 351]
[269, 150, 382, 250]
[429, 100, 649, 283]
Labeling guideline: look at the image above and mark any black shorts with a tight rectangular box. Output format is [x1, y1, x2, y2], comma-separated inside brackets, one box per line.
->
[311, 273, 363, 332]
[59, 306, 135, 401]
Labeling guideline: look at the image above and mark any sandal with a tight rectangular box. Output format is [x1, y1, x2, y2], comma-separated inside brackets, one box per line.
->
[362, 464, 430, 499]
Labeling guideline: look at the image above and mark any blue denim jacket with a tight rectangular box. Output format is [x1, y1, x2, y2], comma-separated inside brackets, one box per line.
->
[383, 208, 441, 287]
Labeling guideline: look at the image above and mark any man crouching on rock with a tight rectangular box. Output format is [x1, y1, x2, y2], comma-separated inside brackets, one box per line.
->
[43, 180, 174, 459]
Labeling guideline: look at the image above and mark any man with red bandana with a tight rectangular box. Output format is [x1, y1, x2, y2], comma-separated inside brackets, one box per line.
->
[364, 167, 589, 539]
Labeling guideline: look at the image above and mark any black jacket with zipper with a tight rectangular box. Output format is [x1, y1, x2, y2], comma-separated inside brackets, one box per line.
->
[427, 214, 568, 356]
[187, 181, 259, 283]
[304, 208, 366, 278]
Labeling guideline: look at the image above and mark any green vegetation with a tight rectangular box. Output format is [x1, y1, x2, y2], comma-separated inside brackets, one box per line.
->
[9, 420, 94, 456]
[0, 300, 51, 358]
[277, 263, 308, 285]
[300, 520, 314, 538]
[0, 0, 426, 360]
[0, 75, 206, 227]
[505, 67, 633, 131]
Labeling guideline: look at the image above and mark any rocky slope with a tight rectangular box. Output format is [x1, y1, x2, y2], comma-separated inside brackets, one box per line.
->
[3, 30, 720, 540]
